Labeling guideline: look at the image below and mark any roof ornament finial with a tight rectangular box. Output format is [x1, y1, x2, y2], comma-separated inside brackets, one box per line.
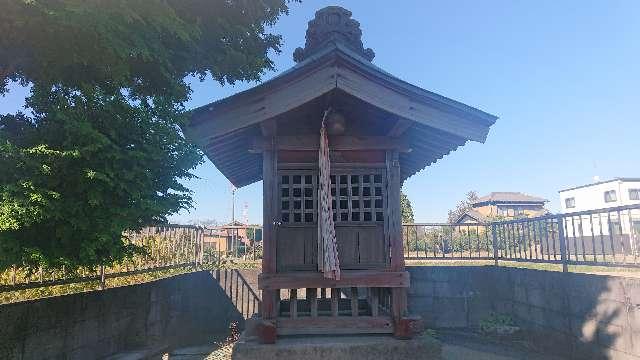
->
[293, 6, 375, 63]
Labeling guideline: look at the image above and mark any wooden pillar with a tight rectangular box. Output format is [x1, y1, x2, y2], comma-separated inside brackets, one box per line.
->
[331, 288, 340, 317]
[261, 120, 278, 319]
[370, 288, 379, 317]
[308, 288, 318, 318]
[387, 150, 405, 270]
[350, 287, 359, 317]
[386, 150, 407, 321]
[290, 289, 298, 319]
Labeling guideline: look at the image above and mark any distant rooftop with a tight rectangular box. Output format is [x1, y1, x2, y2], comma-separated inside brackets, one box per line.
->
[473, 192, 547, 205]
[455, 209, 489, 223]
[558, 178, 640, 193]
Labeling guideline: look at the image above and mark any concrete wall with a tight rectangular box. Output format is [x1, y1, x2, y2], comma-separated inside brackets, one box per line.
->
[408, 266, 640, 360]
[0, 271, 242, 360]
[2, 267, 638, 359]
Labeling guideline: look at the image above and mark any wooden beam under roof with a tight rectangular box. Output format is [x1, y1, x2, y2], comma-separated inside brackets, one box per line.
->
[250, 135, 411, 153]
[260, 118, 278, 137]
[387, 118, 412, 137]
[258, 270, 409, 290]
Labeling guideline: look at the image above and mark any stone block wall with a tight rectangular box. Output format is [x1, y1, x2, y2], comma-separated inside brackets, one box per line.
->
[2, 266, 638, 359]
[0, 271, 242, 360]
[407, 266, 494, 328]
[408, 266, 640, 360]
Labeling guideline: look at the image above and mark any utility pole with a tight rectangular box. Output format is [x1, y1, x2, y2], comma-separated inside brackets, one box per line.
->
[242, 202, 249, 225]
[231, 184, 237, 257]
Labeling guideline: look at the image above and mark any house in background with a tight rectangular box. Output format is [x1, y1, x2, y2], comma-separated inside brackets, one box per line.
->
[203, 221, 262, 253]
[558, 178, 640, 254]
[455, 209, 489, 224]
[203, 227, 229, 252]
[456, 192, 548, 223]
[559, 178, 640, 213]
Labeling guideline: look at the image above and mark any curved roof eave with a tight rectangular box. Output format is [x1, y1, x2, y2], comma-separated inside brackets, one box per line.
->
[183, 43, 499, 188]
[186, 43, 497, 141]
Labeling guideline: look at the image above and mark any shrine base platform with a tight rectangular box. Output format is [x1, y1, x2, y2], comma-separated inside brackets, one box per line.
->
[231, 334, 442, 360]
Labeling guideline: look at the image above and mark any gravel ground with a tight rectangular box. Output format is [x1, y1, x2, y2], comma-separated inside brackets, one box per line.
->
[436, 330, 562, 360]
[158, 329, 562, 360]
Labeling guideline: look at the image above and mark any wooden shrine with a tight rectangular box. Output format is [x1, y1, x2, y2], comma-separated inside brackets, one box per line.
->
[185, 6, 497, 341]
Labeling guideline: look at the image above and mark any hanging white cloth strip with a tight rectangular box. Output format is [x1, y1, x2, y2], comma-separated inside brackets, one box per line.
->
[318, 109, 341, 280]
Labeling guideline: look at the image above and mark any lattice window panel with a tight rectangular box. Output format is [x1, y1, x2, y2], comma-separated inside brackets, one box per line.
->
[279, 170, 317, 224]
[279, 169, 385, 224]
[331, 170, 385, 224]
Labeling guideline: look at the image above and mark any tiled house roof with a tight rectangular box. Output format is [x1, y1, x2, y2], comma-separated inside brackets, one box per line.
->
[455, 209, 489, 223]
[473, 192, 547, 205]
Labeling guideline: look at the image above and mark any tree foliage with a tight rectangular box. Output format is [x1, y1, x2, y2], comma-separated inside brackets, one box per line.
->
[1, 0, 290, 96]
[447, 191, 479, 224]
[0, 0, 293, 270]
[400, 191, 415, 224]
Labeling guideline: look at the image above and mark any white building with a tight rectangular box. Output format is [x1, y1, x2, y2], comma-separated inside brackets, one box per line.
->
[558, 178, 640, 253]
[559, 178, 640, 213]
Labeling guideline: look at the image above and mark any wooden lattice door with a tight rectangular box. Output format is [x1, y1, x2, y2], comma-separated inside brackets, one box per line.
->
[277, 170, 318, 271]
[276, 168, 389, 271]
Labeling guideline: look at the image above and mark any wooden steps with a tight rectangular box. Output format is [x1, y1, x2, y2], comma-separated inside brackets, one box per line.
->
[276, 316, 394, 335]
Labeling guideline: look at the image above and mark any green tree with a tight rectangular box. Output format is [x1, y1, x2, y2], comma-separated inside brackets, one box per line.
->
[447, 191, 479, 223]
[0, 0, 293, 271]
[401, 191, 414, 224]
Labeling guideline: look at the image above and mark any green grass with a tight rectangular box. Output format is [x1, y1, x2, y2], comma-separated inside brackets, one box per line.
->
[2, 256, 637, 305]
[0, 260, 259, 305]
[405, 259, 640, 276]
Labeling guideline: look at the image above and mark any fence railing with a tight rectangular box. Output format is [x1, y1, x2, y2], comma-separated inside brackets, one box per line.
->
[3, 204, 638, 294]
[403, 204, 640, 270]
[0, 225, 208, 293]
[0, 223, 264, 297]
[213, 268, 261, 319]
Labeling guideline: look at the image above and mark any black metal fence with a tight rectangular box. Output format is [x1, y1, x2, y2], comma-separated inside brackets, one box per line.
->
[403, 204, 640, 270]
[0, 225, 207, 293]
[3, 204, 638, 294]
[0, 224, 268, 295]
[213, 268, 261, 320]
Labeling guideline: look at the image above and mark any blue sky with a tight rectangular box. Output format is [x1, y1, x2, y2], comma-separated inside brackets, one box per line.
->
[2, 1, 639, 224]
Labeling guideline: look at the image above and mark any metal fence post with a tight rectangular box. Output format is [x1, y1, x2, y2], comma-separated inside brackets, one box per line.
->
[557, 215, 569, 273]
[491, 224, 499, 266]
[99, 265, 106, 289]
[200, 228, 205, 267]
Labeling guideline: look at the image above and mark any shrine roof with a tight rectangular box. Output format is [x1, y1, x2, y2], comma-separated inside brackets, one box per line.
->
[183, 6, 498, 187]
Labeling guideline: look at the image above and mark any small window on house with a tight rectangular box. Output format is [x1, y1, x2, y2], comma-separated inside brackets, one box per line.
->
[565, 197, 575, 209]
[629, 189, 640, 201]
[604, 190, 617, 203]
